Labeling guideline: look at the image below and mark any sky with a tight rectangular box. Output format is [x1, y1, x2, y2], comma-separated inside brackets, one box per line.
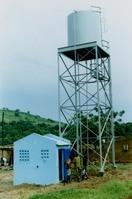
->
[0, 0, 132, 122]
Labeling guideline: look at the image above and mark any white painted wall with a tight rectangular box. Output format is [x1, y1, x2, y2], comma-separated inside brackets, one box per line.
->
[14, 134, 59, 185]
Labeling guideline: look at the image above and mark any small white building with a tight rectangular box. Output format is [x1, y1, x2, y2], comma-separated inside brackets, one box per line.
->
[14, 133, 71, 185]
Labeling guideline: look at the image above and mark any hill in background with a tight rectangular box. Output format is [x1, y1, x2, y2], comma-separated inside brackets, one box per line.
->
[0, 108, 132, 146]
[0, 108, 59, 145]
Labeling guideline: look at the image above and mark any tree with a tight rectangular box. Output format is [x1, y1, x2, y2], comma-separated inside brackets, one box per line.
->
[14, 109, 20, 117]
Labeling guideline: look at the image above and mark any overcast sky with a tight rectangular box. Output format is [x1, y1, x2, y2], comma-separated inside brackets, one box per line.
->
[0, 0, 132, 122]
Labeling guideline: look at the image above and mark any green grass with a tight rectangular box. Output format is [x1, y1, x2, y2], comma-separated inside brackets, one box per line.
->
[116, 163, 132, 170]
[88, 163, 132, 174]
[29, 180, 132, 199]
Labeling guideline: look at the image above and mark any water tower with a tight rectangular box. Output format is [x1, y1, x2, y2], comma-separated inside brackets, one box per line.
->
[58, 8, 116, 174]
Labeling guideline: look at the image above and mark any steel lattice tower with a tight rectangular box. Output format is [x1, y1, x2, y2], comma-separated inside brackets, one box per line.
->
[58, 41, 116, 173]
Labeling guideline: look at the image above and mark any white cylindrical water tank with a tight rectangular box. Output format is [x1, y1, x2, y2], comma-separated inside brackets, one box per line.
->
[67, 10, 102, 46]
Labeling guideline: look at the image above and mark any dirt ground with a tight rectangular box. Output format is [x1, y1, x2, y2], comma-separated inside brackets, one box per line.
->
[0, 164, 132, 199]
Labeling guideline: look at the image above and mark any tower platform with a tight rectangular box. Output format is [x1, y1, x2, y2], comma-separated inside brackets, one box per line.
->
[58, 41, 109, 61]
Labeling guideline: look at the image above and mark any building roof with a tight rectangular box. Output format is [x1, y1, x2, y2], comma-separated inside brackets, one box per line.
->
[0, 145, 13, 150]
[43, 134, 71, 146]
[14, 133, 71, 146]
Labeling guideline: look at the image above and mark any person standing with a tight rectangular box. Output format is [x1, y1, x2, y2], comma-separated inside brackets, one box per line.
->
[74, 153, 81, 180]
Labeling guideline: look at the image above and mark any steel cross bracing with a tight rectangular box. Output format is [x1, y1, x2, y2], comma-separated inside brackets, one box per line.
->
[58, 43, 116, 173]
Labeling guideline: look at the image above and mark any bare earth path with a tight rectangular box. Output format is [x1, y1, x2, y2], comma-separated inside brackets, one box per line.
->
[0, 164, 132, 199]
